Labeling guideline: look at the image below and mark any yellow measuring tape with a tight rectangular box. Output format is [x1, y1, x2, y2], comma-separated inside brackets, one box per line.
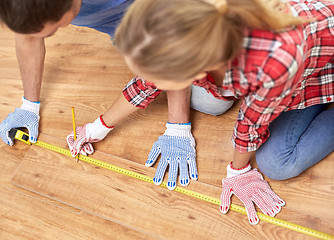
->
[11, 129, 334, 240]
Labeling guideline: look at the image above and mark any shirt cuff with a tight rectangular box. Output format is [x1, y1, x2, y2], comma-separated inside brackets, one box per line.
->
[122, 77, 162, 109]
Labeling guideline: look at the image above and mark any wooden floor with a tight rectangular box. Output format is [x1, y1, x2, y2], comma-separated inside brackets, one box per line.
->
[0, 25, 333, 240]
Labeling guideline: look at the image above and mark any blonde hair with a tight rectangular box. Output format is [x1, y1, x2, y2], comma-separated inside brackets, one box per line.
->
[115, 0, 305, 81]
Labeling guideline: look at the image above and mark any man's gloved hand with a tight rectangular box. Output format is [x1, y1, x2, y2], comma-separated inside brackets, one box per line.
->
[146, 122, 198, 190]
[220, 161, 285, 225]
[66, 115, 113, 157]
[0, 97, 40, 145]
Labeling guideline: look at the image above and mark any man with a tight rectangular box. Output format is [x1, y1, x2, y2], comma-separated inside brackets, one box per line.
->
[0, 0, 133, 144]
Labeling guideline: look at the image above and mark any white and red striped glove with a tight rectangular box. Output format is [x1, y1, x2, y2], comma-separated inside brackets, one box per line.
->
[66, 115, 113, 157]
[220, 161, 285, 225]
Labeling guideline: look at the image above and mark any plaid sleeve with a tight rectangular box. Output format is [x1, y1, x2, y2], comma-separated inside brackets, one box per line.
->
[122, 76, 162, 109]
[232, 42, 305, 152]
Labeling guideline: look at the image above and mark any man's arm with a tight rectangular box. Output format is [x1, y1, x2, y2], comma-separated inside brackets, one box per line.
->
[146, 86, 196, 190]
[15, 34, 45, 102]
[166, 87, 191, 124]
[166, 87, 252, 169]
[0, 34, 45, 145]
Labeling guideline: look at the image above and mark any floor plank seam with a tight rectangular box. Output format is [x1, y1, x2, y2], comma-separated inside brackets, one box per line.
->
[10, 182, 164, 240]
[3, 182, 82, 215]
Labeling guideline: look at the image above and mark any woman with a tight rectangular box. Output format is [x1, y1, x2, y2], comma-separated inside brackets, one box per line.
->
[112, 0, 334, 224]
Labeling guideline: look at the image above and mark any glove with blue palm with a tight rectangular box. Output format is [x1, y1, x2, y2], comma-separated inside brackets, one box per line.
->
[146, 122, 198, 190]
[0, 97, 40, 145]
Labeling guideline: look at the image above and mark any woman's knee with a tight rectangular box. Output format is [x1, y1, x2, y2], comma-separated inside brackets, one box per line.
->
[256, 106, 334, 180]
[256, 150, 304, 180]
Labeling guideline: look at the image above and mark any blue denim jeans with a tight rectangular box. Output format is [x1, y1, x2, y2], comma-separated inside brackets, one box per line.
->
[71, 0, 134, 37]
[256, 104, 334, 180]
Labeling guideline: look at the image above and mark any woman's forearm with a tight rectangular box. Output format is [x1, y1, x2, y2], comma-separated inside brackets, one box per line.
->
[232, 149, 253, 169]
[101, 93, 139, 127]
[102, 86, 191, 128]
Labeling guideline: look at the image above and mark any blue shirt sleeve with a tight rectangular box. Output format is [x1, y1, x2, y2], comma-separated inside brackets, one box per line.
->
[71, 0, 133, 37]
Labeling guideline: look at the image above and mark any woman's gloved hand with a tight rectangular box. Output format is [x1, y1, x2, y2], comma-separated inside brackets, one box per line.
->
[220, 161, 285, 225]
[67, 115, 113, 157]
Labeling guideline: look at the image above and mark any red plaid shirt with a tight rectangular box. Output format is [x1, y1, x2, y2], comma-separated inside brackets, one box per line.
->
[123, 0, 334, 152]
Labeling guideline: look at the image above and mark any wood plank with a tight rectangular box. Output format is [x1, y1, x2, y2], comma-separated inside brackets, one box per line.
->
[11, 134, 330, 239]
[0, 139, 82, 214]
[0, 185, 156, 240]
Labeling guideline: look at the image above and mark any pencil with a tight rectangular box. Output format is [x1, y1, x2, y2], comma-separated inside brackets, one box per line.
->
[71, 107, 79, 162]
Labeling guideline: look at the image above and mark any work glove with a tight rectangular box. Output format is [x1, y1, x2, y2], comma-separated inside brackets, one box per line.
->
[220, 161, 285, 225]
[146, 122, 198, 190]
[67, 115, 113, 157]
[0, 97, 40, 145]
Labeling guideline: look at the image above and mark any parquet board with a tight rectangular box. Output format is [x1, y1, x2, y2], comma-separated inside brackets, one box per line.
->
[0, 141, 82, 214]
[11, 133, 331, 239]
[0, 185, 155, 240]
[0, 140, 155, 239]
